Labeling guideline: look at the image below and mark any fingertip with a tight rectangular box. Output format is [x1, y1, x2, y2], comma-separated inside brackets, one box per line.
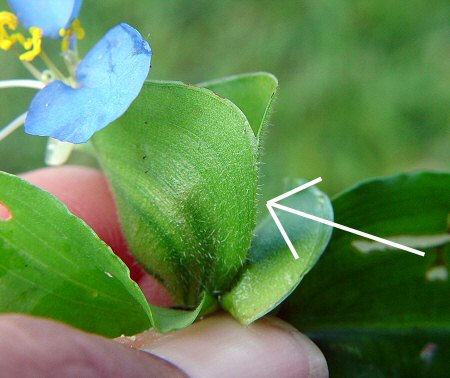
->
[118, 313, 329, 378]
[264, 317, 329, 378]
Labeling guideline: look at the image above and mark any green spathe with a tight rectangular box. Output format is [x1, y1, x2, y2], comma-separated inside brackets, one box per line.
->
[200, 72, 278, 141]
[94, 80, 260, 307]
[94, 75, 335, 326]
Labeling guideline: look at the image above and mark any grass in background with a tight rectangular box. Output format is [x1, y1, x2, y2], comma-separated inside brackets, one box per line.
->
[1, 0, 448, 197]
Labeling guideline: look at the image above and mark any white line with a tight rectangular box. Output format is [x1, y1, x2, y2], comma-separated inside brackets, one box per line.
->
[270, 202, 425, 257]
[266, 203, 299, 259]
[0, 112, 27, 141]
[267, 177, 323, 205]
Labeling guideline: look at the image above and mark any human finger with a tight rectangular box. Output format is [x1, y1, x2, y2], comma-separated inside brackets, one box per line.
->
[0, 314, 187, 377]
[117, 312, 328, 378]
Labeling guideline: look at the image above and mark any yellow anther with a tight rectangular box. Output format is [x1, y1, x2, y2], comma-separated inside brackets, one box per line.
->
[0, 37, 13, 50]
[0, 11, 18, 50]
[2, 32, 26, 49]
[60, 30, 70, 52]
[71, 19, 85, 39]
[19, 27, 42, 61]
[0, 11, 42, 61]
[60, 18, 85, 52]
[0, 11, 17, 30]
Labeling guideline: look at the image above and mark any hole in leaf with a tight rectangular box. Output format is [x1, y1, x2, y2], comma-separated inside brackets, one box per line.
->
[352, 234, 450, 253]
[0, 201, 12, 221]
[426, 265, 448, 281]
[420, 342, 438, 364]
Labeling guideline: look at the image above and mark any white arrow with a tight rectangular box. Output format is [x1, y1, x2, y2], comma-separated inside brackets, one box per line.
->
[267, 177, 426, 259]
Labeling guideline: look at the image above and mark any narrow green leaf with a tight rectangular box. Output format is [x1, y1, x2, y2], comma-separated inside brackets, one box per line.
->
[151, 293, 217, 333]
[279, 172, 450, 376]
[222, 180, 333, 324]
[0, 172, 151, 337]
[93, 80, 258, 308]
[199, 72, 278, 140]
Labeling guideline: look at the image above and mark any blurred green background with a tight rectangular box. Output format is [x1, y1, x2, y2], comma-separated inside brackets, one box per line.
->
[1, 0, 449, 200]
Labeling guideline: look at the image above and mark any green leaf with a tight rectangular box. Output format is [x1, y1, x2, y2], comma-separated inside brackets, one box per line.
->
[0, 172, 212, 335]
[222, 179, 333, 324]
[199, 72, 278, 140]
[0, 172, 151, 337]
[151, 293, 217, 333]
[93, 80, 258, 308]
[279, 172, 450, 376]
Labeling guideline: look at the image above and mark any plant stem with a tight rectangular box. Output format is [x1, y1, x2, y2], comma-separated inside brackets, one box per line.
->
[21, 60, 44, 81]
[45, 138, 75, 166]
[0, 79, 44, 90]
[39, 50, 67, 81]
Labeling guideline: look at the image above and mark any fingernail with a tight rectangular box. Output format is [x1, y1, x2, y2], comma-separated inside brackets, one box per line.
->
[265, 317, 329, 378]
[120, 313, 328, 378]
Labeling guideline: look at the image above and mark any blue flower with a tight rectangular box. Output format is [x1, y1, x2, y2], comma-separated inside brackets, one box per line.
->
[1, 2, 151, 148]
[8, 0, 82, 38]
[24, 23, 151, 143]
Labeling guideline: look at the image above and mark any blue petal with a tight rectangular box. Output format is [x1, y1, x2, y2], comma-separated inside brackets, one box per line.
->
[25, 23, 151, 143]
[8, 0, 82, 38]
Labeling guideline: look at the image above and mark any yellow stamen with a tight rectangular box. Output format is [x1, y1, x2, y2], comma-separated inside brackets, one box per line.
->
[10, 32, 27, 46]
[0, 11, 17, 29]
[0, 11, 42, 61]
[19, 27, 42, 61]
[60, 28, 71, 52]
[72, 19, 85, 39]
[60, 18, 85, 52]
[0, 11, 18, 50]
